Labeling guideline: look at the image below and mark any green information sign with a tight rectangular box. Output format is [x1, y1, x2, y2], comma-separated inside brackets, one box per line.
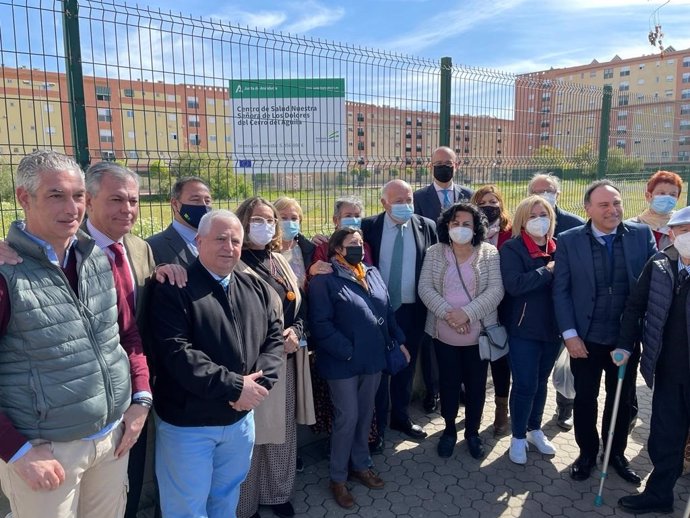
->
[229, 78, 345, 98]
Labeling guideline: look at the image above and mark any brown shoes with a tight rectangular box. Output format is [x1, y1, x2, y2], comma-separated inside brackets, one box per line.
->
[348, 469, 385, 489]
[329, 481, 355, 509]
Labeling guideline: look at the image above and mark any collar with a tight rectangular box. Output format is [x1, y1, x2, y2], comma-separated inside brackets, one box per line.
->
[199, 260, 233, 286]
[678, 257, 690, 273]
[384, 212, 409, 230]
[18, 221, 78, 267]
[172, 219, 198, 245]
[589, 221, 626, 238]
[433, 181, 454, 192]
[86, 219, 122, 250]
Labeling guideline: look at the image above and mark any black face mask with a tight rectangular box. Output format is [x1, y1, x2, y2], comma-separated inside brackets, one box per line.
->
[480, 205, 501, 223]
[343, 245, 364, 266]
[179, 203, 211, 229]
[433, 164, 454, 183]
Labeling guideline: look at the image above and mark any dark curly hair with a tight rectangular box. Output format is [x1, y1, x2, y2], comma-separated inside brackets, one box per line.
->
[328, 227, 362, 258]
[437, 202, 488, 247]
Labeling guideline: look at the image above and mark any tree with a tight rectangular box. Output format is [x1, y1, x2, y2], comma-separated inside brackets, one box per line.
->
[0, 158, 15, 203]
[532, 145, 568, 170]
[572, 142, 597, 176]
[606, 148, 643, 176]
[148, 160, 172, 197]
[171, 153, 248, 200]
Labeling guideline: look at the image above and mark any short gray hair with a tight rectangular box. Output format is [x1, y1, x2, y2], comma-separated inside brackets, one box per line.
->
[333, 195, 365, 219]
[15, 150, 83, 195]
[197, 209, 243, 238]
[528, 172, 560, 194]
[85, 162, 140, 196]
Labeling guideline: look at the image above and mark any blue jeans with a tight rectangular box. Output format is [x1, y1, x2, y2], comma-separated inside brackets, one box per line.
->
[155, 413, 255, 518]
[508, 336, 560, 439]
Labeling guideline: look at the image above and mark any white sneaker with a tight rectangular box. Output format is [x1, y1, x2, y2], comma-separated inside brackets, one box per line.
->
[509, 437, 528, 464]
[6, 513, 13, 518]
[526, 429, 557, 455]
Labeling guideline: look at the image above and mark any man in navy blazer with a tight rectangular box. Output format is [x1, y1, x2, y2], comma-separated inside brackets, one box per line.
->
[147, 177, 213, 268]
[361, 180, 438, 444]
[413, 146, 472, 413]
[553, 180, 656, 485]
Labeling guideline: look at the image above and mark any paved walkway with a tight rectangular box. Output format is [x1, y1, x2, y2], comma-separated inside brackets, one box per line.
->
[2, 378, 689, 517]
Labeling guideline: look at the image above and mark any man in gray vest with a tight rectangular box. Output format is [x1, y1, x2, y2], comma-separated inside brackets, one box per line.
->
[0, 150, 133, 518]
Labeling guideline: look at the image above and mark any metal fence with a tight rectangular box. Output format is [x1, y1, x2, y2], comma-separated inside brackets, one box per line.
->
[1, 0, 688, 237]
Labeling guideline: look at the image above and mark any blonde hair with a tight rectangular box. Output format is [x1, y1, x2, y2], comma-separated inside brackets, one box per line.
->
[273, 196, 303, 222]
[511, 195, 556, 239]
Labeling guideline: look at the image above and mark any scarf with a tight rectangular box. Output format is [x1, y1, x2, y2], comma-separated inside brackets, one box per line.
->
[521, 229, 556, 259]
[637, 208, 671, 233]
[334, 255, 368, 290]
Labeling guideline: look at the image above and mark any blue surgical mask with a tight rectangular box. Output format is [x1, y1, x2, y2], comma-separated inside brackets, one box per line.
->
[339, 217, 361, 229]
[650, 194, 677, 215]
[281, 220, 300, 240]
[390, 203, 414, 223]
[179, 203, 211, 229]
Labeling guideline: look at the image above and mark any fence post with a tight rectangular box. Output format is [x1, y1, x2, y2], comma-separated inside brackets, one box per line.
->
[63, 0, 90, 170]
[439, 57, 452, 148]
[597, 85, 612, 179]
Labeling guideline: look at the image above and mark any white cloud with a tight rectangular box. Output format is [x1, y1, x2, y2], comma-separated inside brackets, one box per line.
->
[284, 2, 345, 33]
[380, 0, 526, 53]
[554, 0, 690, 9]
[232, 11, 288, 30]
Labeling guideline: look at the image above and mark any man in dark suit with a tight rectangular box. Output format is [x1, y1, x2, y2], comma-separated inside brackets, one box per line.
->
[553, 179, 656, 485]
[527, 172, 585, 430]
[413, 146, 472, 413]
[146, 176, 212, 267]
[362, 179, 438, 443]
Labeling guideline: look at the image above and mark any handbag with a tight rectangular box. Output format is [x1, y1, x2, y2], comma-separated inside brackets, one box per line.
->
[453, 252, 509, 362]
[384, 338, 407, 376]
[552, 344, 575, 399]
[478, 323, 509, 361]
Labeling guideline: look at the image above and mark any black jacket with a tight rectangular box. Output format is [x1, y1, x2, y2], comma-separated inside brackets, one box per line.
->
[150, 259, 284, 427]
[413, 183, 473, 223]
[499, 236, 559, 343]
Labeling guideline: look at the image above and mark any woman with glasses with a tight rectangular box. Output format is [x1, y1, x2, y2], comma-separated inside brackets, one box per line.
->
[235, 196, 310, 518]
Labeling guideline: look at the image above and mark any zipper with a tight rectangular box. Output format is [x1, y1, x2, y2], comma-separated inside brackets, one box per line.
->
[517, 302, 527, 327]
[225, 286, 247, 374]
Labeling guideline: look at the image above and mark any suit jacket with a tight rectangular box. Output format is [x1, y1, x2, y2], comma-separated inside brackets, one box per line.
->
[553, 220, 657, 338]
[146, 224, 196, 268]
[360, 212, 438, 307]
[413, 183, 473, 223]
[554, 205, 585, 236]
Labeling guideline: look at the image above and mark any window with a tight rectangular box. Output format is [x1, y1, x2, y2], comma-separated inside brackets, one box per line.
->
[167, 94, 176, 102]
[590, 71, 597, 78]
[604, 68, 613, 79]
[168, 114, 177, 121]
[126, 110, 134, 118]
[665, 90, 674, 97]
[97, 108, 112, 122]
[616, 139, 626, 149]
[618, 94, 629, 106]
[99, 129, 114, 143]
[96, 86, 111, 101]
[683, 89, 690, 100]
[357, 142, 364, 150]
[416, 144, 422, 152]
[100, 151, 116, 160]
[639, 63, 646, 70]
[209, 135, 217, 142]
[416, 132, 423, 139]
[542, 93, 551, 101]
[357, 113, 364, 122]
[124, 88, 134, 98]
[619, 82, 629, 92]
[188, 116, 200, 128]
[617, 111, 628, 120]
[666, 75, 675, 82]
[540, 132, 549, 141]
[664, 121, 672, 128]
[405, 117, 412, 126]
[681, 120, 690, 130]
[682, 104, 690, 115]
[207, 99, 215, 106]
[189, 134, 201, 145]
[127, 151, 138, 159]
[127, 131, 135, 139]
[44, 127, 56, 135]
[416, 118, 422, 126]
[616, 125, 627, 134]
[43, 103, 54, 113]
[357, 128, 364, 136]
[540, 120, 550, 128]
[680, 136, 690, 146]
[170, 132, 177, 140]
[208, 117, 216, 124]
[187, 96, 199, 109]
[619, 67, 630, 77]
[683, 57, 690, 67]
[637, 79, 645, 85]
[683, 73, 690, 84]
[679, 151, 690, 161]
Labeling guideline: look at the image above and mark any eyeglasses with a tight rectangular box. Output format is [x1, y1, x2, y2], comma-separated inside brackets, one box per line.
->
[250, 216, 276, 225]
[432, 161, 455, 168]
[533, 189, 557, 195]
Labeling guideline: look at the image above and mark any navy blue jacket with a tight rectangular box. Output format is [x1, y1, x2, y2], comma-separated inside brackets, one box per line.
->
[499, 236, 559, 343]
[413, 183, 473, 224]
[553, 221, 656, 338]
[554, 205, 585, 236]
[308, 261, 406, 380]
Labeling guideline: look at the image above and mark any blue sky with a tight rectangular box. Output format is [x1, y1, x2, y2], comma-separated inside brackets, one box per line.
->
[133, 0, 690, 73]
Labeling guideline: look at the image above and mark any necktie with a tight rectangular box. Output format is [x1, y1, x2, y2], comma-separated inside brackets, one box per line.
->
[441, 189, 451, 209]
[677, 268, 690, 294]
[388, 224, 404, 311]
[108, 242, 136, 317]
[219, 276, 230, 292]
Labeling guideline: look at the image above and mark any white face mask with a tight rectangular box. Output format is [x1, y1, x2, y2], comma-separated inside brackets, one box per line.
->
[538, 192, 557, 208]
[525, 217, 551, 238]
[449, 226, 474, 244]
[248, 222, 275, 247]
[673, 232, 690, 258]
